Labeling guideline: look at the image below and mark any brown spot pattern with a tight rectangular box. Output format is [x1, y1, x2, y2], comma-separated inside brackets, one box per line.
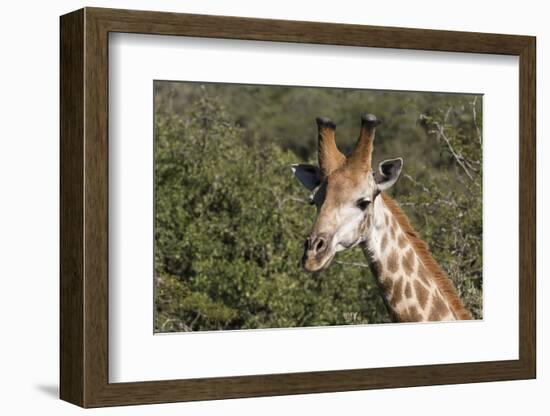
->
[398, 309, 411, 322]
[390, 224, 396, 240]
[397, 233, 407, 249]
[414, 280, 429, 309]
[379, 276, 393, 297]
[430, 294, 450, 321]
[390, 276, 404, 305]
[402, 249, 415, 274]
[407, 306, 422, 322]
[428, 306, 440, 321]
[381, 193, 472, 320]
[387, 250, 399, 273]
[380, 233, 388, 253]
[404, 281, 412, 298]
[417, 264, 431, 286]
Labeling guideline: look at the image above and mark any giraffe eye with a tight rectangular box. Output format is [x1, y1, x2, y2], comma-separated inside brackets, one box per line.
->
[356, 198, 371, 210]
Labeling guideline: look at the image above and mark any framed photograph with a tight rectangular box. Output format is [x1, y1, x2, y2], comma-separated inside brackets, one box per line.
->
[60, 7, 536, 408]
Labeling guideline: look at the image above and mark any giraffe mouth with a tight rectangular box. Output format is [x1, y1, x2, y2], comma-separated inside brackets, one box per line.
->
[302, 251, 335, 273]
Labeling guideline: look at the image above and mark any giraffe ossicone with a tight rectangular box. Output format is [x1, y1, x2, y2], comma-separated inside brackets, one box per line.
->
[292, 113, 472, 323]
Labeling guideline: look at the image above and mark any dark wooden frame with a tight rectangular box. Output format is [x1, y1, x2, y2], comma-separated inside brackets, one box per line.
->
[60, 7, 536, 408]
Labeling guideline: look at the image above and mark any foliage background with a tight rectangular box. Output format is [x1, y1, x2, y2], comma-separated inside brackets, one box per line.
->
[154, 81, 483, 332]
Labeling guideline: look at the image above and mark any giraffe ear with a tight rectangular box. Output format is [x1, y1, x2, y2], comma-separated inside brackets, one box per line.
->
[375, 158, 403, 191]
[291, 164, 322, 191]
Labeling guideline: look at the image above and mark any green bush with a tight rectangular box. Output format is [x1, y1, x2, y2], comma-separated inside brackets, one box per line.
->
[154, 84, 482, 332]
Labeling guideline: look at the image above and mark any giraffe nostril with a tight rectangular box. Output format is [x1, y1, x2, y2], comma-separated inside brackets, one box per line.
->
[315, 238, 326, 252]
[306, 235, 329, 254]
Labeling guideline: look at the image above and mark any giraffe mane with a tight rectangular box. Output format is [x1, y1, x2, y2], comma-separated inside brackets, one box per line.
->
[381, 193, 473, 320]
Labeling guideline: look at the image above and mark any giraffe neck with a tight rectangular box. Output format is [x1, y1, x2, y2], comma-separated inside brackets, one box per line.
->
[361, 193, 471, 322]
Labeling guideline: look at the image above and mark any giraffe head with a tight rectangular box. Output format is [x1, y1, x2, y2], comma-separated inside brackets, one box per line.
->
[292, 114, 403, 272]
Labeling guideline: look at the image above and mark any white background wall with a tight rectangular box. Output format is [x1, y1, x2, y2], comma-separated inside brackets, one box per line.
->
[0, 0, 546, 414]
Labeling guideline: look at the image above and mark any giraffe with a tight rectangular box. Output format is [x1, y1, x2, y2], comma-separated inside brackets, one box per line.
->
[292, 113, 472, 322]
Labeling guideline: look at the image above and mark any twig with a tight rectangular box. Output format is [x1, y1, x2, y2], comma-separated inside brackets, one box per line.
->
[268, 187, 308, 210]
[189, 311, 201, 329]
[472, 96, 482, 146]
[161, 318, 175, 332]
[402, 174, 457, 207]
[433, 121, 474, 181]
[403, 173, 431, 194]
[335, 260, 370, 269]
[399, 200, 456, 208]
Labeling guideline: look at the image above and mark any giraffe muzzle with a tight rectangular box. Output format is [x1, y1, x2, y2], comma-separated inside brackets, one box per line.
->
[302, 234, 335, 272]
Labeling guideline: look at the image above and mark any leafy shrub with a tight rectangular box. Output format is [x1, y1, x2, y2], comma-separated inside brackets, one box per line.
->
[154, 85, 482, 332]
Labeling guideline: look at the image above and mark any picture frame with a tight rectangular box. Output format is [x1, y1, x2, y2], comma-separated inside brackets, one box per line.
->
[60, 7, 536, 408]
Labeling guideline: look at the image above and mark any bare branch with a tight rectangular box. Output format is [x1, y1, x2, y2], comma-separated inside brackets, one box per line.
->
[189, 311, 201, 329]
[335, 260, 370, 269]
[268, 187, 309, 210]
[401, 174, 458, 207]
[433, 121, 474, 181]
[161, 318, 175, 332]
[403, 173, 431, 194]
[472, 96, 482, 146]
